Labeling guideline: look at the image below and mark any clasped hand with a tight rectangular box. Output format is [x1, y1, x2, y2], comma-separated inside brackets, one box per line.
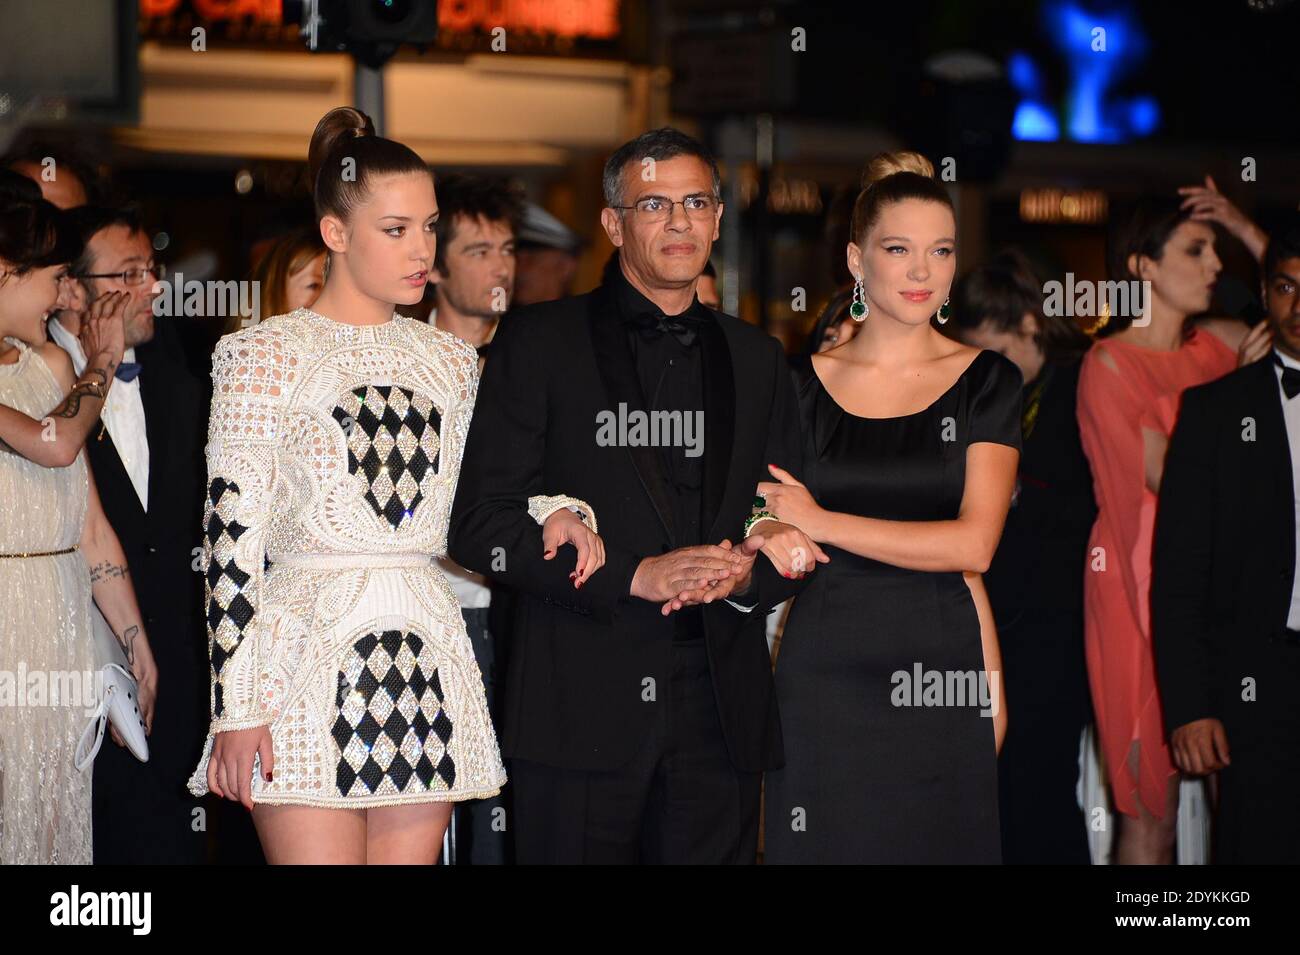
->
[752, 464, 831, 578]
[631, 538, 764, 616]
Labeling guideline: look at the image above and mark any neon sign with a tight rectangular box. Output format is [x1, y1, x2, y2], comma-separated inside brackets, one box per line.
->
[1009, 1, 1159, 143]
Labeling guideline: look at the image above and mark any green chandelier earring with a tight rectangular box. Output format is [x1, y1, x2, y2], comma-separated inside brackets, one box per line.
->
[850, 278, 868, 322]
[936, 297, 951, 324]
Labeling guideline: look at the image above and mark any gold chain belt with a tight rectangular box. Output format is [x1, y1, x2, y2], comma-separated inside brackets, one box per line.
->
[0, 544, 79, 559]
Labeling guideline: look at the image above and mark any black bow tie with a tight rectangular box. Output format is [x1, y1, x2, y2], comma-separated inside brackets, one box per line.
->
[1274, 352, 1300, 400]
[625, 309, 705, 348]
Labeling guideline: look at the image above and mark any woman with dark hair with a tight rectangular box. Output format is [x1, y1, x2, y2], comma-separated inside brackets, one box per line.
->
[802, 287, 859, 355]
[759, 152, 1022, 863]
[185, 107, 602, 864]
[1077, 195, 1268, 864]
[0, 181, 159, 863]
[949, 249, 1096, 863]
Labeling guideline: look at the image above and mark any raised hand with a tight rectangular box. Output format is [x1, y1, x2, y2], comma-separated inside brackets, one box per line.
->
[1235, 320, 1272, 368]
[78, 290, 128, 380]
[1178, 175, 1268, 261]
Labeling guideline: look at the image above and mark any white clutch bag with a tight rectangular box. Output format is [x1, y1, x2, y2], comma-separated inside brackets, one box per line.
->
[75, 605, 149, 771]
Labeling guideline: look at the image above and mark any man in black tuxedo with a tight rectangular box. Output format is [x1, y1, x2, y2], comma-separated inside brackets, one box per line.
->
[448, 128, 817, 863]
[1153, 217, 1300, 864]
[53, 205, 210, 864]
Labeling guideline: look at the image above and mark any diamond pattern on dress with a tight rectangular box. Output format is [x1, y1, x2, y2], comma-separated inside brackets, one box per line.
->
[204, 477, 252, 715]
[332, 385, 440, 530]
[331, 629, 457, 797]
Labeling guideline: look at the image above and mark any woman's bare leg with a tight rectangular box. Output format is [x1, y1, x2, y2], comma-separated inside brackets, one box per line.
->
[252, 804, 367, 864]
[1114, 741, 1179, 864]
[366, 802, 452, 864]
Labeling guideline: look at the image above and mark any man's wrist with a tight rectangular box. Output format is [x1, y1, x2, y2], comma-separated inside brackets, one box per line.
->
[628, 556, 650, 601]
[723, 569, 759, 612]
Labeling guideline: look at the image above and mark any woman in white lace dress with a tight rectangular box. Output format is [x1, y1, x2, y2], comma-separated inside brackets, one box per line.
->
[0, 184, 158, 863]
[187, 108, 603, 864]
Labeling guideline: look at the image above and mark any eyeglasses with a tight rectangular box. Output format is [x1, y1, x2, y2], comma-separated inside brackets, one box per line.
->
[73, 261, 167, 286]
[611, 195, 719, 223]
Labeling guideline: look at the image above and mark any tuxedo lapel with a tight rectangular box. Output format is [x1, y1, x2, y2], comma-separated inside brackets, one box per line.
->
[700, 312, 735, 541]
[136, 339, 172, 518]
[87, 424, 147, 524]
[1250, 359, 1296, 616]
[587, 285, 679, 545]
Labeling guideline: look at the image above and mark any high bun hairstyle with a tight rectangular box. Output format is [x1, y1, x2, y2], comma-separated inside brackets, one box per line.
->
[307, 106, 431, 224]
[849, 150, 954, 247]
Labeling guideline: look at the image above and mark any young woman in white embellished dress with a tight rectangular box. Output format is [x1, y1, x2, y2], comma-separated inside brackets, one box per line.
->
[187, 108, 603, 864]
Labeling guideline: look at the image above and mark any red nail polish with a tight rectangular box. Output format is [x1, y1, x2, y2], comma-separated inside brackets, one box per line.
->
[266, 772, 273, 782]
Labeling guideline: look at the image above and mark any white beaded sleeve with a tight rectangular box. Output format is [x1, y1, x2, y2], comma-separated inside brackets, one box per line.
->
[202, 331, 292, 732]
[527, 494, 598, 534]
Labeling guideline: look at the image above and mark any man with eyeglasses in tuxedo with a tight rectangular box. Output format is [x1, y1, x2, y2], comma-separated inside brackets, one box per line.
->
[450, 128, 816, 863]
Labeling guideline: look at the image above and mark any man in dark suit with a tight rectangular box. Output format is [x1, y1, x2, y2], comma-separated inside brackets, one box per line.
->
[53, 204, 210, 864]
[448, 129, 817, 863]
[1153, 216, 1300, 863]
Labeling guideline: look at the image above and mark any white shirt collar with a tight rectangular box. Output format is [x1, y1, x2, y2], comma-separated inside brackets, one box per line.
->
[48, 315, 135, 373]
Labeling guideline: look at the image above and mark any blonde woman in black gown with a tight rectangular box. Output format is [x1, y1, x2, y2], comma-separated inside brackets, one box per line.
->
[757, 153, 1021, 863]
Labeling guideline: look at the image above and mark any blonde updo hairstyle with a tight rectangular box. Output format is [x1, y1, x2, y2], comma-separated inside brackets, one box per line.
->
[849, 150, 953, 248]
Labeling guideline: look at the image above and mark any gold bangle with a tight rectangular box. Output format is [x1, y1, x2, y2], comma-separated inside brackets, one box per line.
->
[72, 378, 106, 400]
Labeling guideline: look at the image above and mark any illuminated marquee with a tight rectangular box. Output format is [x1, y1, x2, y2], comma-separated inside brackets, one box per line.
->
[140, 0, 621, 43]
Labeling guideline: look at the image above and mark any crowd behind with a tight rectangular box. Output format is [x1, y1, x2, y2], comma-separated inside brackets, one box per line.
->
[0, 134, 1296, 864]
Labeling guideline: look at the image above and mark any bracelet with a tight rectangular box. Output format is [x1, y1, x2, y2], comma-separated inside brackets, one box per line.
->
[71, 379, 106, 400]
[527, 494, 599, 534]
[743, 510, 777, 539]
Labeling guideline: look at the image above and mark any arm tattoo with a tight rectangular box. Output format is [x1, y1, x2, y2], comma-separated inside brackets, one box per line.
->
[54, 390, 85, 419]
[87, 560, 130, 584]
[51, 365, 110, 420]
[115, 624, 139, 667]
[54, 383, 102, 419]
[84, 364, 112, 389]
